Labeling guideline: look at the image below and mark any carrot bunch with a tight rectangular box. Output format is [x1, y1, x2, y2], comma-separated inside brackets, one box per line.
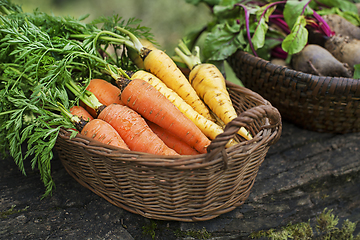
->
[65, 77, 205, 156]
[64, 28, 253, 156]
[174, 40, 253, 141]
[115, 27, 252, 139]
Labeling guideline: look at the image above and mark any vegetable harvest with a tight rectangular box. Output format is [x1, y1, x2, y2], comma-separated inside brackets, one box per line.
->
[123, 70, 239, 147]
[174, 40, 252, 141]
[184, 0, 360, 78]
[62, 104, 129, 150]
[115, 26, 216, 122]
[0, 0, 254, 196]
[146, 120, 200, 155]
[116, 77, 211, 154]
[98, 103, 179, 156]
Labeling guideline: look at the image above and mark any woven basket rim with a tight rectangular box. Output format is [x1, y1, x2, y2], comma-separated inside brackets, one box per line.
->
[228, 50, 360, 134]
[235, 50, 360, 97]
[57, 104, 281, 169]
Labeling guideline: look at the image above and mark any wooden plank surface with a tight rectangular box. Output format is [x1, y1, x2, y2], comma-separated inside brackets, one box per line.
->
[1, 120, 359, 239]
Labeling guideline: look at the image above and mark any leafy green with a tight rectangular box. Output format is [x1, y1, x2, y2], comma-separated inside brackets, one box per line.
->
[0, 0, 154, 196]
[184, 0, 357, 63]
[251, 4, 276, 51]
[283, 0, 313, 30]
[315, 0, 358, 14]
[203, 21, 243, 61]
[353, 64, 360, 79]
[281, 15, 308, 55]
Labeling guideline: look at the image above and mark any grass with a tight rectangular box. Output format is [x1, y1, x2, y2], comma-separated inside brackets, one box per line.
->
[174, 227, 212, 239]
[0, 205, 29, 219]
[249, 208, 360, 240]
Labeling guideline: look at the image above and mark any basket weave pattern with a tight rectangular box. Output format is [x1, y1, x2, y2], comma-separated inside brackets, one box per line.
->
[228, 51, 360, 133]
[55, 81, 282, 222]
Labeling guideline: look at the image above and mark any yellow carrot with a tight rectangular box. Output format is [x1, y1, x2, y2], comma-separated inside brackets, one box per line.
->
[127, 38, 157, 69]
[115, 26, 214, 122]
[127, 70, 238, 147]
[174, 41, 252, 140]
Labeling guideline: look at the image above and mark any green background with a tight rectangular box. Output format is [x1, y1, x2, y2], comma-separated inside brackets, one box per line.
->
[11, 0, 243, 85]
[11, 0, 211, 54]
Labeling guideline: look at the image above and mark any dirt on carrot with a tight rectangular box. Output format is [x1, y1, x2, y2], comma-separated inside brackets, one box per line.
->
[70, 105, 94, 122]
[81, 119, 130, 150]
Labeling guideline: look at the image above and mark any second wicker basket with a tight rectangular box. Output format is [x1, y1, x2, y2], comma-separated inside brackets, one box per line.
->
[228, 50, 360, 134]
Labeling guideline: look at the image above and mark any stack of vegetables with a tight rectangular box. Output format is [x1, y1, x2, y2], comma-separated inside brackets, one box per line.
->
[0, 0, 252, 196]
[184, 0, 360, 79]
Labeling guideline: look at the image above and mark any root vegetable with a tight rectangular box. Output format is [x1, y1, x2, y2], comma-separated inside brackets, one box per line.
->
[118, 78, 211, 154]
[143, 49, 214, 121]
[81, 119, 130, 150]
[124, 70, 238, 147]
[146, 120, 199, 155]
[270, 58, 288, 67]
[115, 26, 215, 122]
[60, 103, 129, 150]
[65, 79, 178, 155]
[291, 44, 352, 77]
[98, 104, 178, 155]
[86, 79, 123, 106]
[174, 41, 253, 140]
[70, 105, 94, 122]
[84, 78, 123, 117]
[127, 38, 157, 69]
[322, 14, 360, 40]
[324, 34, 360, 71]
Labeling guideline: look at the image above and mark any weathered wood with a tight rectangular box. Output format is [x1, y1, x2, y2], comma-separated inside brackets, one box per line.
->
[1, 121, 359, 239]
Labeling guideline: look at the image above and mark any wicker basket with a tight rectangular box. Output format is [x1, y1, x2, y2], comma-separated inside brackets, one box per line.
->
[55, 81, 282, 222]
[228, 50, 360, 134]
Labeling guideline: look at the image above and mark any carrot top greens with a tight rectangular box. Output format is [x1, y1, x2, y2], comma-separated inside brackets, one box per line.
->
[0, 0, 154, 196]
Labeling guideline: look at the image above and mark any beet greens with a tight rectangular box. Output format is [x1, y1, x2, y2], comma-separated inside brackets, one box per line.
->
[184, 0, 358, 62]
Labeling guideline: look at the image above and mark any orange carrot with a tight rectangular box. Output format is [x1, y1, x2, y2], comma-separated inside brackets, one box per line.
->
[98, 103, 178, 155]
[58, 102, 129, 150]
[70, 105, 94, 121]
[146, 120, 200, 155]
[81, 119, 130, 150]
[86, 79, 123, 106]
[84, 78, 123, 117]
[118, 78, 211, 154]
[124, 69, 238, 148]
[65, 79, 178, 155]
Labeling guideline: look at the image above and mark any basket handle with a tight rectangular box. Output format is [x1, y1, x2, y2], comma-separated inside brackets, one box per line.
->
[205, 104, 282, 166]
